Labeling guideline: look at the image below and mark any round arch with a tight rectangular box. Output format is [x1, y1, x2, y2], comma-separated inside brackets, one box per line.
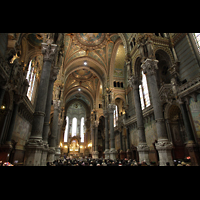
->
[154, 48, 174, 65]
[164, 101, 181, 120]
[63, 65, 103, 89]
[65, 98, 90, 116]
[63, 56, 107, 83]
[109, 38, 124, 87]
[133, 56, 142, 78]
[114, 94, 125, 103]
[64, 84, 94, 101]
[118, 33, 130, 55]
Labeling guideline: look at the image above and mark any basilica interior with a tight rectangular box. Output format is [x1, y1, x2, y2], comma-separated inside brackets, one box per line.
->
[0, 33, 200, 166]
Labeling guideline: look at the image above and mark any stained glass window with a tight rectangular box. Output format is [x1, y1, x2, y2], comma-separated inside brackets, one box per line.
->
[193, 33, 200, 53]
[26, 59, 36, 101]
[139, 71, 150, 110]
[139, 85, 145, 110]
[114, 105, 118, 127]
[72, 117, 77, 137]
[80, 117, 84, 142]
[64, 116, 69, 142]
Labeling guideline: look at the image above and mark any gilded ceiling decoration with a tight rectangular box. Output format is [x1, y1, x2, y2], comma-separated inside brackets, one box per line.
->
[72, 33, 110, 51]
[63, 33, 126, 110]
[72, 69, 92, 80]
[27, 33, 43, 46]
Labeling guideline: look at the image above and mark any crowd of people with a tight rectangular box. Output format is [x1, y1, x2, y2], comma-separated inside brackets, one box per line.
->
[0, 156, 191, 166]
[47, 156, 191, 166]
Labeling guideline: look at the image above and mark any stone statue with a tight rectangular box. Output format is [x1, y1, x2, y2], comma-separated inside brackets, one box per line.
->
[137, 33, 155, 62]
[145, 33, 154, 59]
[171, 77, 178, 98]
[137, 35, 146, 62]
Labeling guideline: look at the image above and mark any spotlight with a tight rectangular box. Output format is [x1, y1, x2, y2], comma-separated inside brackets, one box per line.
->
[84, 61, 87, 65]
[78, 88, 81, 91]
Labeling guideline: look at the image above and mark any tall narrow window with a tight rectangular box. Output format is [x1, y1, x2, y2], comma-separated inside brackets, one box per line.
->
[80, 117, 84, 142]
[114, 105, 118, 127]
[26, 59, 36, 101]
[139, 70, 150, 110]
[72, 117, 77, 137]
[193, 33, 200, 53]
[64, 116, 69, 142]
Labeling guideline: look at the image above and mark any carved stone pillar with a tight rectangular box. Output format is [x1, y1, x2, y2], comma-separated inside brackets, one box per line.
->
[108, 104, 117, 160]
[128, 75, 150, 164]
[40, 71, 57, 166]
[47, 99, 61, 163]
[92, 120, 99, 159]
[103, 110, 110, 159]
[141, 59, 174, 166]
[24, 43, 57, 166]
[55, 117, 62, 160]
[179, 99, 200, 166]
[91, 123, 95, 154]
[125, 126, 131, 159]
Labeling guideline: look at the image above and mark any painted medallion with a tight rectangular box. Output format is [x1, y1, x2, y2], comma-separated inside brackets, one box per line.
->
[76, 33, 105, 47]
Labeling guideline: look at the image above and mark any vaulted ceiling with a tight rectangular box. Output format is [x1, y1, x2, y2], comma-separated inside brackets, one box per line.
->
[24, 33, 130, 113]
[63, 33, 128, 112]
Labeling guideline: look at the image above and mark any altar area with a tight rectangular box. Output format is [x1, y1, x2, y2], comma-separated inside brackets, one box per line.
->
[64, 137, 84, 158]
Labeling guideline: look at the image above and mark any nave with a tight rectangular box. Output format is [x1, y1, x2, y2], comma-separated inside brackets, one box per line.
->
[0, 33, 200, 166]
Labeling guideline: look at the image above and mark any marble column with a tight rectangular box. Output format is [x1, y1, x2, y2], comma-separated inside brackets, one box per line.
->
[119, 130, 126, 159]
[48, 99, 61, 163]
[179, 99, 200, 166]
[91, 123, 95, 158]
[24, 43, 57, 166]
[93, 120, 99, 159]
[108, 104, 117, 160]
[141, 59, 174, 166]
[55, 117, 62, 160]
[40, 76, 55, 166]
[129, 76, 150, 164]
[0, 88, 5, 109]
[125, 126, 132, 159]
[103, 110, 110, 159]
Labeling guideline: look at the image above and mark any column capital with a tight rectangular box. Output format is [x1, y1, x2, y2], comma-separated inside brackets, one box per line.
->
[41, 43, 57, 62]
[141, 59, 159, 75]
[128, 75, 141, 90]
[107, 104, 116, 114]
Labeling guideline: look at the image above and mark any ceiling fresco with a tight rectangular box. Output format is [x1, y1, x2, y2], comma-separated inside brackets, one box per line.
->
[63, 33, 128, 110]
[27, 33, 43, 46]
[72, 69, 92, 80]
[76, 33, 105, 47]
